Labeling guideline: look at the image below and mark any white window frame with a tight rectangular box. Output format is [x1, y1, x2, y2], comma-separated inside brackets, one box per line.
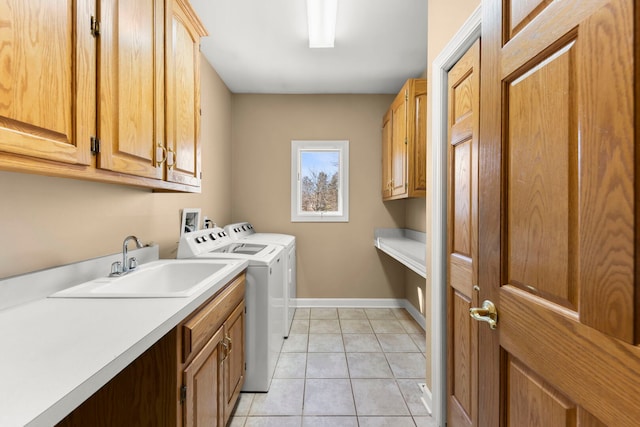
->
[291, 140, 349, 222]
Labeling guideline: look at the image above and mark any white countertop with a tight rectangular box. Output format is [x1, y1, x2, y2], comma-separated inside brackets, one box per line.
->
[374, 228, 427, 278]
[0, 253, 248, 427]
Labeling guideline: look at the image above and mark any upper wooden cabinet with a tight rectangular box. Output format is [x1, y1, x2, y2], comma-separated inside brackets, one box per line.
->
[97, 0, 165, 180]
[0, 0, 206, 192]
[165, 0, 208, 187]
[382, 78, 427, 200]
[0, 0, 95, 167]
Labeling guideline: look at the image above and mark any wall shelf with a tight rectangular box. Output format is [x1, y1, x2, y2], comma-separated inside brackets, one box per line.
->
[374, 228, 426, 278]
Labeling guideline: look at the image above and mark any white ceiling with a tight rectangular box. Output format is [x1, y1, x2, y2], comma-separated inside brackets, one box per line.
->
[189, 0, 428, 94]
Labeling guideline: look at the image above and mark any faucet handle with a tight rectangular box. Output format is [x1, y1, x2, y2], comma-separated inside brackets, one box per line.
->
[128, 257, 138, 271]
[110, 261, 123, 276]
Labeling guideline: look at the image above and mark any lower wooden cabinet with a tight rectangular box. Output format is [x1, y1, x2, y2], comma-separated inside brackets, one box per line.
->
[57, 272, 246, 427]
[222, 301, 245, 423]
[182, 286, 246, 426]
[183, 326, 225, 427]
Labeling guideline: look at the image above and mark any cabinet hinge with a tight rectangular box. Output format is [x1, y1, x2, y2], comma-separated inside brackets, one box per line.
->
[90, 136, 100, 154]
[404, 137, 408, 145]
[244, 362, 247, 371]
[180, 385, 187, 404]
[90, 16, 100, 37]
[405, 90, 408, 101]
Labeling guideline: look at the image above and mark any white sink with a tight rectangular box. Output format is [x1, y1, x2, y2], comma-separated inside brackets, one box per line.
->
[49, 260, 241, 298]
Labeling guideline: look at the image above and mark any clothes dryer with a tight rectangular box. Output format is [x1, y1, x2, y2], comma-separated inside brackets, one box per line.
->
[224, 222, 296, 337]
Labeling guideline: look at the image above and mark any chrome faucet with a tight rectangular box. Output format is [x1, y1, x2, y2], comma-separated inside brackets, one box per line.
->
[110, 235, 144, 276]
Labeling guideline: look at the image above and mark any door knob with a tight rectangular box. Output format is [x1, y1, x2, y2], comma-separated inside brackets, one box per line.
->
[470, 300, 498, 330]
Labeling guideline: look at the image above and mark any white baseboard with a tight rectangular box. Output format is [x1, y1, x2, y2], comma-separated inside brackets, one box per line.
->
[401, 299, 427, 331]
[293, 298, 426, 331]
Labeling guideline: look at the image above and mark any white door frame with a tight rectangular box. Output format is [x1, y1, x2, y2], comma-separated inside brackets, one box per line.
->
[429, 6, 481, 427]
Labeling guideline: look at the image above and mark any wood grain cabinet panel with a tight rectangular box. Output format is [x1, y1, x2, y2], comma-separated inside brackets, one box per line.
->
[0, 0, 94, 166]
[222, 301, 245, 425]
[381, 78, 426, 200]
[165, 0, 207, 187]
[381, 110, 393, 198]
[97, 0, 165, 180]
[183, 326, 225, 427]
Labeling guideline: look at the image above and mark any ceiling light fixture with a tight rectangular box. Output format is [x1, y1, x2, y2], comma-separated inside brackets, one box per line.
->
[307, 0, 338, 48]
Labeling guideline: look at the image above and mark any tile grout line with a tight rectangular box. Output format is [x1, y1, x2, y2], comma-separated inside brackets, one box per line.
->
[235, 307, 431, 427]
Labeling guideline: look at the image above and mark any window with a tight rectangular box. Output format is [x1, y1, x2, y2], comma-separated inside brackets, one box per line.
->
[291, 140, 349, 222]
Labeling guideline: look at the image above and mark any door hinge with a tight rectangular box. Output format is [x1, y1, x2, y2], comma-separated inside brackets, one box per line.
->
[405, 90, 408, 101]
[180, 385, 187, 403]
[404, 137, 408, 145]
[90, 136, 100, 154]
[90, 16, 100, 37]
[244, 362, 247, 371]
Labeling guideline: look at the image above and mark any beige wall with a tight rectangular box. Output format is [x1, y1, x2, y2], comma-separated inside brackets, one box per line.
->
[0, 56, 232, 279]
[230, 94, 410, 300]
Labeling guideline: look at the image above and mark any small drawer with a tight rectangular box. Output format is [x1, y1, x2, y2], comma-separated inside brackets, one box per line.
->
[182, 272, 245, 363]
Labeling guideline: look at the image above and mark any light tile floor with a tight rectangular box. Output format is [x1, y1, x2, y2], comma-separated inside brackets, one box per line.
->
[228, 308, 436, 427]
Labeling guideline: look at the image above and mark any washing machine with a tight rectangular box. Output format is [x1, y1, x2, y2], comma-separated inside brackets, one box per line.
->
[177, 227, 285, 392]
[224, 222, 296, 338]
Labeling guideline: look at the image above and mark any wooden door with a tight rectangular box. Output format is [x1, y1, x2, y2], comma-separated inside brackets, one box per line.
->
[183, 326, 224, 427]
[97, 0, 164, 179]
[382, 109, 393, 199]
[0, 0, 94, 166]
[166, 0, 206, 187]
[391, 92, 408, 197]
[222, 301, 245, 424]
[478, 0, 639, 425]
[447, 40, 480, 427]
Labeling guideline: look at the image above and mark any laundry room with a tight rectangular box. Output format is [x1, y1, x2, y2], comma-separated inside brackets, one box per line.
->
[0, 0, 484, 426]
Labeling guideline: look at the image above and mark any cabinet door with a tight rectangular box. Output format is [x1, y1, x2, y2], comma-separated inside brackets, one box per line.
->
[391, 92, 408, 197]
[165, 0, 207, 187]
[97, 0, 164, 179]
[183, 326, 224, 427]
[0, 0, 94, 166]
[409, 89, 427, 196]
[223, 301, 245, 423]
[381, 110, 393, 199]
